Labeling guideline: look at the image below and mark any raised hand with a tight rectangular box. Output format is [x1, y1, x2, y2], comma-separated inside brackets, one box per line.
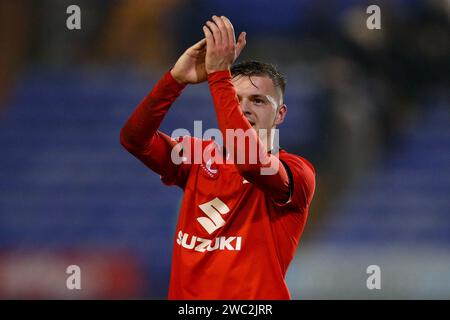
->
[171, 38, 207, 85]
[203, 16, 246, 74]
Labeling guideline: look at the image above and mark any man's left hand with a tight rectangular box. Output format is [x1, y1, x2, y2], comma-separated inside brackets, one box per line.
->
[203, 16, 246, 74]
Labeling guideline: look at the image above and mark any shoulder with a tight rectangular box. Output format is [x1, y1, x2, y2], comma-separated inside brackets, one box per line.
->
[278, 149, 315, 177]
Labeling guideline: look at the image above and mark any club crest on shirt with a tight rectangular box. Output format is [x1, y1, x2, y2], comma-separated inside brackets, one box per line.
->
[201, 158, 219, 179]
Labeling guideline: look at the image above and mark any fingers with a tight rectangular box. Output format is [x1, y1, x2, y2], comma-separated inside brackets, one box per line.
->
[189, 38, 207, 52]
[203, 25, 214, 48]
[193, 38, 206, 49]
[205, 20, 221, 46]
[236, 32, 247, 56]
[212, 15, 229, 47]
[204, 15, 246, 67]
[220, 16, 236, 49]
[205, 15, 237, 49]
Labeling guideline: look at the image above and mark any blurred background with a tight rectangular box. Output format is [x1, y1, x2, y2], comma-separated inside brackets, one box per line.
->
[0, 0, 449, 299]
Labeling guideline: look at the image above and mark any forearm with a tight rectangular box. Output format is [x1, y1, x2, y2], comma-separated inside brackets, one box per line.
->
[207, 70, 252, 145]
[207, 70, 273, 168]
[120, 71, 186, 151]
[207, 70, 290, 202]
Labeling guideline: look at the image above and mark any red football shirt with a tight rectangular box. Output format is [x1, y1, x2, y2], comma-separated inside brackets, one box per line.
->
[164, 138, 315, 299]
[120, 70, 316, 300]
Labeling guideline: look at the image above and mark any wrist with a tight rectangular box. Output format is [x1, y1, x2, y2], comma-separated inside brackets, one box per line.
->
[207, 69, 229, 75]
[170, 68, 188, 85]
[165, 70, 188, 91]
[207, 69, 232, 79]
[206, 64, 231, 75]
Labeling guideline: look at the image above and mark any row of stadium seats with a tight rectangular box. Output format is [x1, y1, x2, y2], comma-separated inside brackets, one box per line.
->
[1, 68, 448, 297]
[317, 102, 450, 245]
[0, 68, 317, 297]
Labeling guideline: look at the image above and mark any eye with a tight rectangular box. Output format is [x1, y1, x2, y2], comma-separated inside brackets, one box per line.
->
[253, 98, 264, 105]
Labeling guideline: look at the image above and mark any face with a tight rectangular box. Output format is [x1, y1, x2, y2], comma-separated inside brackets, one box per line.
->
[232, 75, 287, 134]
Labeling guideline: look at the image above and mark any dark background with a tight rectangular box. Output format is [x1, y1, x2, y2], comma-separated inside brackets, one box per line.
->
[0, 0, 449, 299]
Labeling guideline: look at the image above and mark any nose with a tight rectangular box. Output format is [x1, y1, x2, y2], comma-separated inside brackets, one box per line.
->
[240, 100, 252, 117]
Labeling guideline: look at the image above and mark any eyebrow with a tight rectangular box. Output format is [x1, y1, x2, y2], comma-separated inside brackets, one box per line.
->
[237, 94, 268, 100]
[250, 95, 267, 100]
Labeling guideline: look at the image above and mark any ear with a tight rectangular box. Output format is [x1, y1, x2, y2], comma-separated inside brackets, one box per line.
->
[274, 104, 287, 126]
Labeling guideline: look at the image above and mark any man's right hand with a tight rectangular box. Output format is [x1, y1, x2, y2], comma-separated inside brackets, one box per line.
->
[171, 20, 246, 85]
[171, 38, 208, 85]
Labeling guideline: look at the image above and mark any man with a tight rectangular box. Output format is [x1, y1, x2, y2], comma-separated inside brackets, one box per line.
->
[120, 16, 315, 299]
